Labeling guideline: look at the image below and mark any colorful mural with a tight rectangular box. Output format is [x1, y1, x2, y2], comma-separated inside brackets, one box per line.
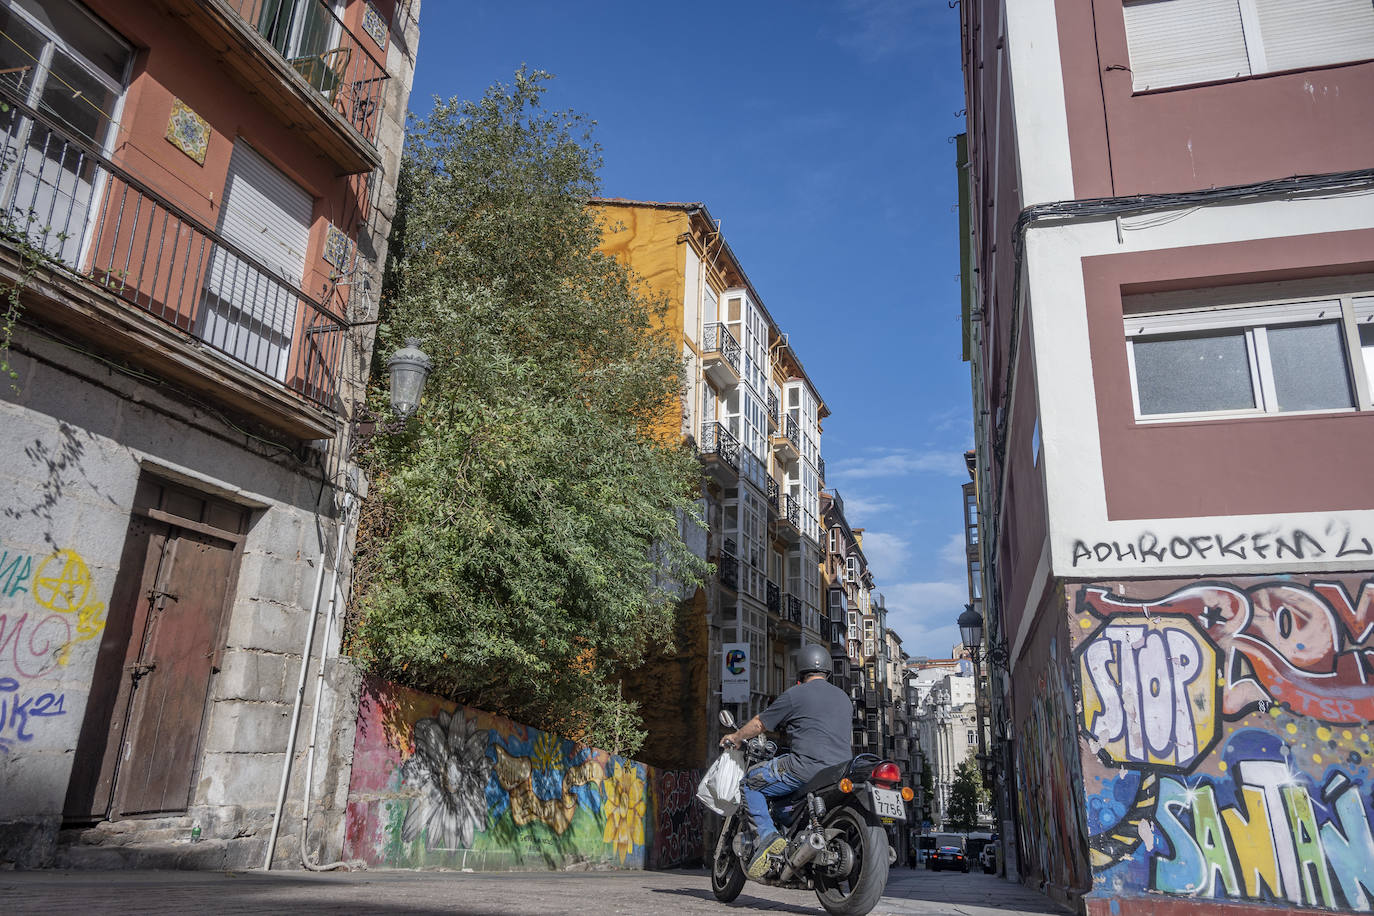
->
[1073, 574, 1374, 912]
[1016, 604, 1093, 898]
[343, 677, 702, 871]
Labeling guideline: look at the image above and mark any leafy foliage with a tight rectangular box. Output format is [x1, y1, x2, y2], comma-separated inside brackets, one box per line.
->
[348, 69, 708, 754]
[945, 758, 988, 832]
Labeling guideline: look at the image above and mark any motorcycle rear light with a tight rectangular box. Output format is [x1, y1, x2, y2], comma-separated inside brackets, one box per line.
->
[871, 762, 901, 786]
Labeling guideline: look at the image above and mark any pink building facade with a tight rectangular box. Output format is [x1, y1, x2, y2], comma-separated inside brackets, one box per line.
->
[961, 2, 1374, 913]
[0, 0, 418, 868]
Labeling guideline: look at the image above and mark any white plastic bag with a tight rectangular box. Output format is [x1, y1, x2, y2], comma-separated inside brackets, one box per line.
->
[696, 747, 745, 815]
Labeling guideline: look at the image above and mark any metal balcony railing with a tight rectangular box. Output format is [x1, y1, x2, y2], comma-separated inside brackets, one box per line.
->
[0, 88, 345, 408]
[718, 551, 738, 592]
[785, 593, 802, 626]
[228, 0, 389, 145]
[766, 476, 779, 511]
[767, 388, 778, 427]
[701, 322, 740, 370]
[818, 455, 826, 482]
[766, 580, 780, 613]
[780, 493, 801, 528]
[700, 422, 739, 471]
[783, 415, 799, 446]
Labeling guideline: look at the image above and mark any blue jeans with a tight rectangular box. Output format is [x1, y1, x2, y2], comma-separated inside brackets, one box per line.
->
[741, 755, 806, 842]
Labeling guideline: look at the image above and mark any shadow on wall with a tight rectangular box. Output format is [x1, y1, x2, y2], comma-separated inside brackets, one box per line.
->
[343, 677, 702, 871]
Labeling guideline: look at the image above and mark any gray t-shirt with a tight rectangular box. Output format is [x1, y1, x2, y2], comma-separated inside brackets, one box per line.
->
[758, 677, 854, 781]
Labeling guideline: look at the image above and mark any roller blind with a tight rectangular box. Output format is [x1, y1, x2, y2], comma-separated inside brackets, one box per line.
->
[199, 139, 313, 382]
[1123, 0, 1251, 90]
[1254, 0, 1374, 72]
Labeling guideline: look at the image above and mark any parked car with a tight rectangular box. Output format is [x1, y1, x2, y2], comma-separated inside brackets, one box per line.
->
[928, 845, 970, 873]
[979, 842, 996, 874]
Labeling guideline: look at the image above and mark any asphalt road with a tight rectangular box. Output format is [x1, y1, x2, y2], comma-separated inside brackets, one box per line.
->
[1, 865, 1071, 915]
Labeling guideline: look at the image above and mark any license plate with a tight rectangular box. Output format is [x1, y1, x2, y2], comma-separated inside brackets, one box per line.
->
[871, 786, 905, 820]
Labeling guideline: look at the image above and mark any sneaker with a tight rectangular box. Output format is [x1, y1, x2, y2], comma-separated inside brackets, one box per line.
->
[746, 834, 787, 879]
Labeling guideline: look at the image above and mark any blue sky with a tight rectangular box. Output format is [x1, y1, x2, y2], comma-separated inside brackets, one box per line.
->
[408, 0, 972, 656]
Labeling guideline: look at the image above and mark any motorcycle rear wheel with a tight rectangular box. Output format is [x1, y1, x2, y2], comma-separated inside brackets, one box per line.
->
[711, 829, 746, 902]
[814, 806, 889, 916]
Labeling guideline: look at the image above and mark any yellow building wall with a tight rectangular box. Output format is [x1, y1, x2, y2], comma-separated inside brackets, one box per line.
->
[595, 204, 690, 348]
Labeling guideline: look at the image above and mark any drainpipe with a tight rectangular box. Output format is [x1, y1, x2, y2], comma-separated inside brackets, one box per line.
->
[263, 493, 351, 870]
[298, 491, 357, 870]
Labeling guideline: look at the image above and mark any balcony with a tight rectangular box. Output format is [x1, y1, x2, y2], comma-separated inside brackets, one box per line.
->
[718, 550, 738, 593]
[784, 593, 803, 627]
[766, 476, 780, 512]
[864, 690, 878, 709]
[829, 622, 847, 653]
[699, 421, 739, 483]
[767, 388, 779, 430]
[818, 455, 826, 483]
[774, 493, 801, 544]
[162, 0, 388, 174]
[0, 91, 341, 438]
[700, 322, 740, 390]
[771, 415, 799, 465]
[766, 580, 780, 614]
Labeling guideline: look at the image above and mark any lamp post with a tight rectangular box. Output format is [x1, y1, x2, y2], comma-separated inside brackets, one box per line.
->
[958, 604, 989, 796]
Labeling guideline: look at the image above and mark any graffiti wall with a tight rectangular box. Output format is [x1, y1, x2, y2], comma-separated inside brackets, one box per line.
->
[1074, 573, 1374, 913]
[1015, 586, 1093, 900]
[343, 677, 703, 871]
[0, 543, 107, 756]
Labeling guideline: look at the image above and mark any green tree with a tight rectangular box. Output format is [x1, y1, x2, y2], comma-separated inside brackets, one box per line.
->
[348, 69, 708, 754]
[945, 759, 987, 833]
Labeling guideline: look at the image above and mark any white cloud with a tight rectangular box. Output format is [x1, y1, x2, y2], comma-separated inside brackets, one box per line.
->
[878, 579, 970, 659]
[856, 530, 909, 579]
[937, 532, 967, 570]
[834, 493, 893, 523]
[829, 449, 964, 480]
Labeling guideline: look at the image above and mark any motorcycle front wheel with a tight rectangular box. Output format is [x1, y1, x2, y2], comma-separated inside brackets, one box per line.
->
[814, 806, 889, 916]
[711, 825, 746, 902]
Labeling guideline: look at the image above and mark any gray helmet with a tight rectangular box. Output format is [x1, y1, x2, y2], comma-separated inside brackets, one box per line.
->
[794, 644, 831, 679]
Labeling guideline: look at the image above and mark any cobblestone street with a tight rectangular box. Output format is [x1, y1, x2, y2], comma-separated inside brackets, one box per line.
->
[2, 866, 1069, 915]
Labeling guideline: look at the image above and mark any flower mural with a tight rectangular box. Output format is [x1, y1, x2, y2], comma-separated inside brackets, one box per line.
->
[399, 708, 491, 850]
[602, 760, 646, 863]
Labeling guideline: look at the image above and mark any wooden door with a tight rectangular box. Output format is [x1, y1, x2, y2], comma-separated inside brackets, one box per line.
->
[111, 526, 237, 816]
[64, 478, 246, 822]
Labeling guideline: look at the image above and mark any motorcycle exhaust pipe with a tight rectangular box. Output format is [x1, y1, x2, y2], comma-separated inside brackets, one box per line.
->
[779, 831, 827, 882]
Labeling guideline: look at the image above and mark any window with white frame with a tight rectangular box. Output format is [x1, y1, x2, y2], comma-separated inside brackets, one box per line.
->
[1123, 0, 1374, 92]
[1124, 282, 1374, 419]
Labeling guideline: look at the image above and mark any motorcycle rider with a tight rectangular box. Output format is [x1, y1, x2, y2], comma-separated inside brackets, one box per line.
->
[720, 643, 853, 879]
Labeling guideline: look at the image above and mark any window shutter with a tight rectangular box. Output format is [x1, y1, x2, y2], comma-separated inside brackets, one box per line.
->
[1123, 0, 1252, 90]
[200, 139, 313, 381]
[1254, 0, 1374, 73]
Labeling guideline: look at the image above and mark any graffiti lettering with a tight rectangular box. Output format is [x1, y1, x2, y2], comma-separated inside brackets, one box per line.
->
[0, 550, 32, 597]
[0, 611, 72, 680]
[1082, 580, 1374, 726]
[0, 677, 67, 751]
[1081, 616, 1215, 768]
[1152, 762, 1374, 909]
[1070, 525, 1374, 568]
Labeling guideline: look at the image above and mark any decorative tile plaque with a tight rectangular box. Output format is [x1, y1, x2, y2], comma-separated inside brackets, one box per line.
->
[363, 2, 387, 49]
[323, 222, 355, 271]
[165, 98, 209, 165]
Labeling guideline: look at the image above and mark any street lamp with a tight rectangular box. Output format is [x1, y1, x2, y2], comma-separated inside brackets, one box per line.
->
[958, 605, 984, 655]
[385, 338, 433, 420]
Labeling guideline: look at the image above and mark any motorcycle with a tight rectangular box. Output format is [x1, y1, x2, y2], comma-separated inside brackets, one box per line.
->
[707, 710, 911, 916]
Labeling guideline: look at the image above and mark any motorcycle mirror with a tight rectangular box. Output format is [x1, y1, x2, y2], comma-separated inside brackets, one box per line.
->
[718, 710, 736, 729]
